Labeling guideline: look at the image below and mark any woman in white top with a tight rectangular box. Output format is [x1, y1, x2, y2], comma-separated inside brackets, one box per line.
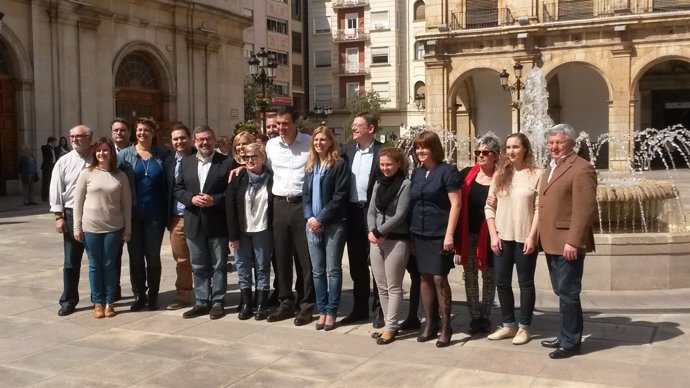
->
[226, 143, 274, 321]
[485, 133, 543, 345]
[73, 137, 132, 318]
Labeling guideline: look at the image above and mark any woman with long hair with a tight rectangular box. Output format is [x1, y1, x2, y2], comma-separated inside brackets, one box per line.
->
[227, 143, 274, 320]
[303, 126, 349, 331]
[486, 132, 543, 345]
[368, 147, 411, 344]
[409, 131, 462, 348]
[118, 118, 171, 311]
[455, 134, 501, 335]
[74, 137, 132, 318]
[57, 136, 70, 158]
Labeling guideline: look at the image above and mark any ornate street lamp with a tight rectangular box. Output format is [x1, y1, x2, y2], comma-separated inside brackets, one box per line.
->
[313, 104, 333, 125]
[248, 47, 278, 134]
[499, 62, 525, 132]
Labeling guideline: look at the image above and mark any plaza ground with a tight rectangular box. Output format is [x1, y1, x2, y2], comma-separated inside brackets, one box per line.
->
[1, 168, 689, 387]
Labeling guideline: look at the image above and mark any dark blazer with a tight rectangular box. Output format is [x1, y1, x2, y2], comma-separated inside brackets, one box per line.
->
[302, 158, 350, 226]
[538, 153, 597, 254]
[41, 144, 58, 171]
[226, 168, 274, 241]
[164, 149, 197, 224]
[341, 140, 383, 203]
[174, 152, 232, 239]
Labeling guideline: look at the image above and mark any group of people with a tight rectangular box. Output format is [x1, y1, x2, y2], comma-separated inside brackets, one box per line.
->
[48, 107, 597, 358]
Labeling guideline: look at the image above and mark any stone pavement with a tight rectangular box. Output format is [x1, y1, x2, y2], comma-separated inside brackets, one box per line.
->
[1, 200, 690, 387]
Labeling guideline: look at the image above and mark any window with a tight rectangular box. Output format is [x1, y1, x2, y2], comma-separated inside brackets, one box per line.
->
[314, 85, 332, 103]
[313, 16, 331, 34]
[268, 51, 289, 66]
[371, 47, 389, 64]
[292, 31, 302, 53]
[414, 1, 426, 21]
[267, 18, 289, 35]
[414, 42, 425, 60]
[292, 0, 302, 21]
[371, 11, 389, 30]
[244, 43, 255, 59]
[372, 82, 390, 100]
[292, 64, 303, 87]
[115, 53, 160, 89]
[272, 82, 289, 96]
[314, 50, 331, 68]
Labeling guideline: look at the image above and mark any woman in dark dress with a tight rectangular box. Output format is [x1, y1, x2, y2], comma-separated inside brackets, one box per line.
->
[409, 131, 462, 347]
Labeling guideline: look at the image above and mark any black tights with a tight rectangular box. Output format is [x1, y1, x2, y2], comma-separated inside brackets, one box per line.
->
[420, 274, 452, 340]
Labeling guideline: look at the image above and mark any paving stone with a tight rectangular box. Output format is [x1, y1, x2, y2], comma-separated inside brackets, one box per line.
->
[539, 358, 640, 386]
[6, 344, 114, 374]
[0, 365, 52, 387]
[138, 360, 251, 387]
[228, 370, 323, 388]
[175, 318, 265, 342]
[195, 341, 293, 370]
[635, 365, 690, 388]
[64, 352, 181, 385]
[264, 350, 367, 381]
[69, 328, 167, 352]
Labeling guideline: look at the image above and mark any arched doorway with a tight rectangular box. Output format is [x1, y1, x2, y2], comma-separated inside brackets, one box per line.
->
[114, 52, 166, 145]
[0, 43, 17, 195]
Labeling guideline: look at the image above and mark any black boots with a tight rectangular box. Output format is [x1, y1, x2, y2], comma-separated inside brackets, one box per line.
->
[254, 290, 269, 321]
[238, 289, 253, 320]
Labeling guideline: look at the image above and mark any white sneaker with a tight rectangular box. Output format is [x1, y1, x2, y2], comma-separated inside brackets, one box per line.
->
[512, 328, 531, 345]
[487, 326, 518, 340]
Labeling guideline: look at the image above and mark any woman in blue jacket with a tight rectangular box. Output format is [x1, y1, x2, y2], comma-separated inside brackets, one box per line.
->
[303, 126, 350, 331]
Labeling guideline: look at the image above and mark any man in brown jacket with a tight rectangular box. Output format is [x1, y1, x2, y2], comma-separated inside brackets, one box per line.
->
[538, 123, 597, 359]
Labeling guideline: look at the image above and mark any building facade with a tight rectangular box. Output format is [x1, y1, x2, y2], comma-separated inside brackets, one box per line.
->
[308, 0, 427, 139]
[419, 0, 690, 168]
[0, 0, 250, 194]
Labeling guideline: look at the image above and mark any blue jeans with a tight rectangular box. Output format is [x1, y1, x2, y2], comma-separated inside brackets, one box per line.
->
[494, 240, 538, 328]
[546, 253, 585, 349]
[127, 212, 166, 297]
[84, 230, 123, 304]
[187, 235, 229, 308]
[235, 229, 273, 291]
[60, 209, 84, 308]
[306, 223, 346, 315]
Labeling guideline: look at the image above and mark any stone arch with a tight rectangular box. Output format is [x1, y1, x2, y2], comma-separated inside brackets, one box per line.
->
[112, 41, 175, 96]
[413, 1, 426, 21]
[544, 61, 613, 101]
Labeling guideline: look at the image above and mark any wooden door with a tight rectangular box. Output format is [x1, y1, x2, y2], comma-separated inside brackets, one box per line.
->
[0, 77, 17, 194]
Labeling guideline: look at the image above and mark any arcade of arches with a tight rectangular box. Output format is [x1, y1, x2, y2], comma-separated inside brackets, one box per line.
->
[421, 8, 690, 170]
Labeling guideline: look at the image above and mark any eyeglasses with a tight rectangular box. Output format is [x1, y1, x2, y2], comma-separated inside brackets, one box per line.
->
[474, 150, 495, 157]
[547, 141, 568, 147]
[242, 155, 259, 162]
[69, 134, 89, 139]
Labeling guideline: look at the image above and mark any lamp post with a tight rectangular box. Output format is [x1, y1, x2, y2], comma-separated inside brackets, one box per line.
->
[499, 62, 525, 133]
[313, 104, 333, 125]
[248, 47, 278, 134]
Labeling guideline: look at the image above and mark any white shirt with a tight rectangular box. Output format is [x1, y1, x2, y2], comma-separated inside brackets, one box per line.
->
[49, 149, 92, 212]
[266, 132, 311, 197]
[196, 152, 214, 192]
[244, 185, 269, 232]
[350, 141, 374, 202]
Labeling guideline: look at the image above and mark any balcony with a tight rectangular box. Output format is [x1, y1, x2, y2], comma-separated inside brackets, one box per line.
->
[334, 63, 370, 77]
[542, 0, 690, 22]
[333, 28, 370, 42]
[332, 0, 369, 9]
[450, 8, 514, 30]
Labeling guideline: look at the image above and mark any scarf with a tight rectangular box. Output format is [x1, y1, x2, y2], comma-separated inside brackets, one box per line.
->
[247, 167, 268, 209]
[455, 164, 490, 270]
[375, 169, 405, 213]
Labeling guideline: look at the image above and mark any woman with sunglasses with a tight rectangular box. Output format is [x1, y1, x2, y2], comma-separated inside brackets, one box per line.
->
[485, 133, 543, 345]
[226, 143, 274, 320]
[303, 126, 349, 331]
[455, 134, 501, 335]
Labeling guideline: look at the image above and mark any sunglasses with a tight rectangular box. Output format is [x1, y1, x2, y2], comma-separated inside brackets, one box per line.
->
[474, 150, 495, 157]
[242, 155, 259, 162]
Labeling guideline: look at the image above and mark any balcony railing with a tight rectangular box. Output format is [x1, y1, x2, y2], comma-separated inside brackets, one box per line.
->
[450, 8, 514, 30]
[543, 0, 690, 22]
[332, 0, 369, 9]
[333, 28, 370, 42]
[334, 63, 370, 76]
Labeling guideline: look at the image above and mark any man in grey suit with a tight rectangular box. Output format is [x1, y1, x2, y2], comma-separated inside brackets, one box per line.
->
[174, 125, 232, 320]
[538, 123, 597, 359]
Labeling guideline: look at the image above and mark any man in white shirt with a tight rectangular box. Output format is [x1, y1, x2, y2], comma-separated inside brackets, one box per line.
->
[265, 106, 315, 326]
[50, 125, 93, 316]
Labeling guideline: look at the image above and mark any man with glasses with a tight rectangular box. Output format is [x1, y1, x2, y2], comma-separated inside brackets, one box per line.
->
[175, 126, 232, 320]
[50, 125, 93, 316]
[538, 124, 597, 359]
[340, 112, 384, 328]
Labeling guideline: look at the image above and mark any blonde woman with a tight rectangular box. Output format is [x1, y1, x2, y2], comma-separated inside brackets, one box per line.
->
[486, 133, 543, 345]
[303, 126, 349, 331]
[232, 131, 254, 168]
